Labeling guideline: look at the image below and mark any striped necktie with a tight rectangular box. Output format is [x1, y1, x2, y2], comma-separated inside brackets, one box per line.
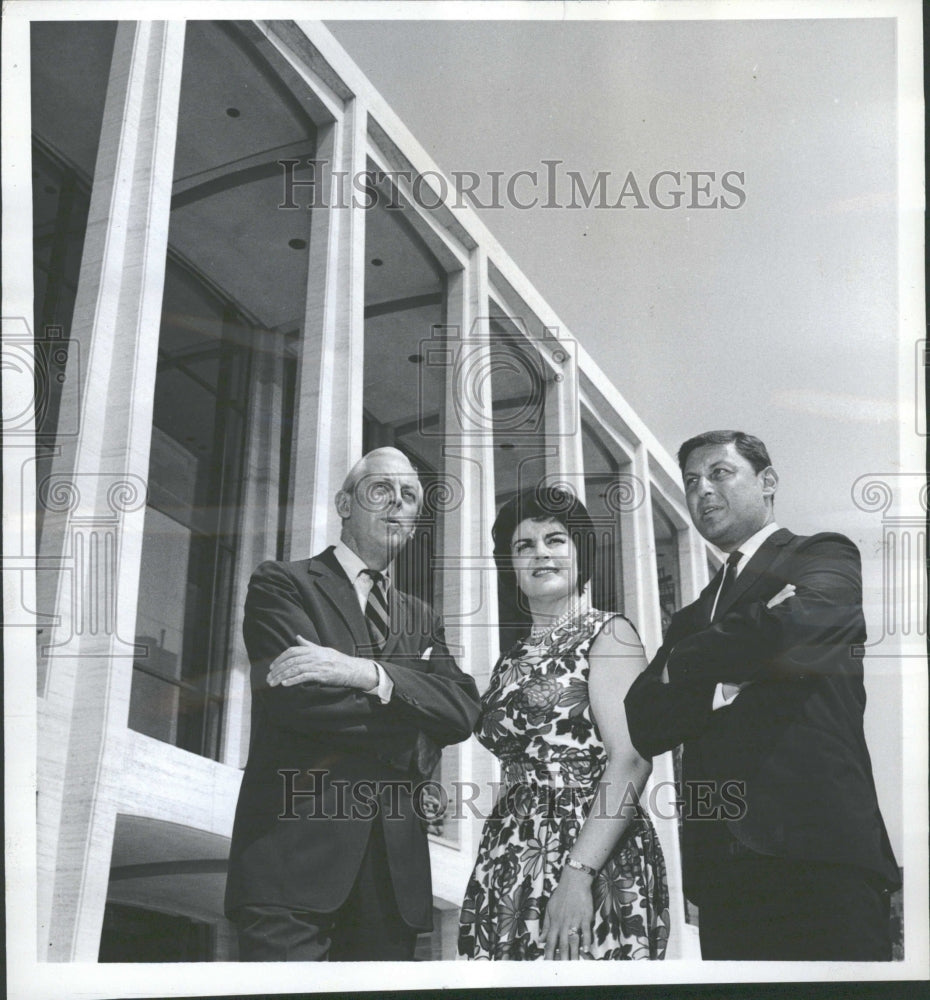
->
[361, 569, 390, 653]
[711, 550, 743, 622]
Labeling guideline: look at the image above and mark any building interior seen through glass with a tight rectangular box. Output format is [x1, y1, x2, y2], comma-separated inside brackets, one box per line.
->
[360, 171, 463, 841]
[127, 20, 316, 759]
[581, 418, 627, 617]
[652, 499, 682, 636]
[31, 20, 116, 648]
[28, 18, 713, 963]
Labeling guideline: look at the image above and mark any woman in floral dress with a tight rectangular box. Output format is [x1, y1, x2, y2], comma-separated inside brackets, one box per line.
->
[458, 486, 669, 961]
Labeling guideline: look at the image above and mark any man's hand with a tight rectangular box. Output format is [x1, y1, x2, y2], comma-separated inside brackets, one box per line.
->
[266, 636, 378, 691]
[717, 585, 796, 702]
[767, 583, 796, 608]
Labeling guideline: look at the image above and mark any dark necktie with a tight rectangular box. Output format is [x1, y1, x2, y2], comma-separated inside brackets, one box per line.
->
[361, 569, 390, 653]
[712, 550, 743, 622]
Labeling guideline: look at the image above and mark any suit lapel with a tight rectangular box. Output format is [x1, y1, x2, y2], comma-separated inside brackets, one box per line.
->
[307, 548, 372, 653]
[698, 570, 723, 625]
[714, 527, 794, 619]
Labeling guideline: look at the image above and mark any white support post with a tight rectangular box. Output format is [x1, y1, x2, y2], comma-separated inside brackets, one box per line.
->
[428, 248, 500, 905]
[626, 445, 694, 958]
[36, 21, 185, 961]
[286, 100, 367, 560]
[220, 332, 286, 769]
[679, 522, 711, 607]
[544, 332, 584, 501]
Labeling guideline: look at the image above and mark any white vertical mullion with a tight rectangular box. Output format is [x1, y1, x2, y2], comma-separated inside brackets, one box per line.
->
[36, 21, 185, 961]
[220, 333, 284, 769]
[287, 98, 367, 559]
[679, 522, 710, 607]
[429, 248, 499, 913]
[544, 333, 584, 501]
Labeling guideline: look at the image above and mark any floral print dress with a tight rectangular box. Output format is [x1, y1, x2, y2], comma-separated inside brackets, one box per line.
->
[457, 609, 670, 960]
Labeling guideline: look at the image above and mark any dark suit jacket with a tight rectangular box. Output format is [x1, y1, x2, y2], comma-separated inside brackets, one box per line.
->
[624, 529, 899, 904]
[224, 547, 480, 928]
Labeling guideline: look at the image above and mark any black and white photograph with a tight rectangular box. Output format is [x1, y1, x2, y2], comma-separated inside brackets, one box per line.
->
[2, 0, 926, 996]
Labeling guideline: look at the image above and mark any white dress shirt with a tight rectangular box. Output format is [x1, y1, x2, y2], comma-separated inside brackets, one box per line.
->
[711, 521, 781, 710]
[332, 541, 394, 703]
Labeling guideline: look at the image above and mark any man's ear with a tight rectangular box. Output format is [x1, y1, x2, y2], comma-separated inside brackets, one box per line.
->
[760, 466, 779, 499]
[334, 489, 351, 520]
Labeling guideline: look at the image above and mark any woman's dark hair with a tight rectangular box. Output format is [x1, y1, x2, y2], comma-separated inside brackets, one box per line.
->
[492, 485, 597, 603]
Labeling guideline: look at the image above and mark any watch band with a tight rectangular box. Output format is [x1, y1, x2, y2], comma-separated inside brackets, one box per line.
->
[565, 855, 598, 877]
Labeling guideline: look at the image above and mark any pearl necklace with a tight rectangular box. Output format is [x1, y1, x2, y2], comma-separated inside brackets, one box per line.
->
[527, 605, 585, 644]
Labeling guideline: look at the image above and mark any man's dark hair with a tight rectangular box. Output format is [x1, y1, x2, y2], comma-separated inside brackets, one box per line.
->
[677, 430, 772, 474]
[492, 485, 596, 599]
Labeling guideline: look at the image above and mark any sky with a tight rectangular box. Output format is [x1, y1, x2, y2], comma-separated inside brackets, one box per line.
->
[325, 13, 912, 853]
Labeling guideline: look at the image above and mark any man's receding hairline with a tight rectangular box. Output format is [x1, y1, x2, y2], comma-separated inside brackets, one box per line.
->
[341, 447, 420, 494]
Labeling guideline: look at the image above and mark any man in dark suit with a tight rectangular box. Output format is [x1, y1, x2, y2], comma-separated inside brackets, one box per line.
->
[624, 430, 899, 960]
[225, 447, 480, 961]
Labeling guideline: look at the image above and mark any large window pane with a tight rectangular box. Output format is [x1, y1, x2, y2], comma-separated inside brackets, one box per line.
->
[361, 182, 458, 838]
[653, 501, 682, 635]
[488, 312, 549, 651]
[129, 22, 317, 760]
[31, 21, 117, 545]
[582, 419, 626, 616]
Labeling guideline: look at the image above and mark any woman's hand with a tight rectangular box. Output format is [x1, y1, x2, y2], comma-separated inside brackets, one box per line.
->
[542, 866, 594, 959]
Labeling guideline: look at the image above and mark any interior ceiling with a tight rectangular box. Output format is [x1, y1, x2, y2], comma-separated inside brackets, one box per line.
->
[110, 814, 229, 868]
[31, 21, 608, 501]
[31, 20, 443, 336]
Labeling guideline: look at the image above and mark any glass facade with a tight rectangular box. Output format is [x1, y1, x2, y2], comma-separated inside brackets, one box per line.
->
[125, 22, 316, 759]
[31, 22, 117, 546]
[652, 500, 682, 635]
[581, 417, 627, 616]
[25, 18, 705, 961]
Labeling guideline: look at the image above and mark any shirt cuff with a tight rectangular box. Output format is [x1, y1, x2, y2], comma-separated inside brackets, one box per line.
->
[364, 661, 394, 704]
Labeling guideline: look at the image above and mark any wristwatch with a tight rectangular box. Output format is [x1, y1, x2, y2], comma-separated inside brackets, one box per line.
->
[565, 855, 598, 877]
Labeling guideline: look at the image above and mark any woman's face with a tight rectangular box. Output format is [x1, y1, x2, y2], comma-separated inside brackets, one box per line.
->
[510, 517, 578, 606]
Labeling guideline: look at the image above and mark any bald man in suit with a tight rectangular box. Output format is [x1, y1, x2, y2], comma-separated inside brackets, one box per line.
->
[226, 448, 480, 960]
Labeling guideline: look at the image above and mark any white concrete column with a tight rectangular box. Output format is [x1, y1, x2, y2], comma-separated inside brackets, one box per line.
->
[36, 21, 185, 961]
[621, 444, 661, 652]
[428, 249, 500, 904]
[620, 445, 694, 957]
[543, 333, 584, 500]
[221, 333, 286, 769]
[286, 102, 367, 559]
[678, 521, 710, 607]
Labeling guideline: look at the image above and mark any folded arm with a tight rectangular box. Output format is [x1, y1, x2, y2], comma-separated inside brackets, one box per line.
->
[244, 562, 383, 737]
[246, 561, 479, 746]
[667, 534, 865, 687]
[624, 635, 718, 759]
[624, 534, 865, 758]
[377, 625, 480, 746]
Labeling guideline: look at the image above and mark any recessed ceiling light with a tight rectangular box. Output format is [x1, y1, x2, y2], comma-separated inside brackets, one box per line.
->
[288, 238, 307, 250]
[371, 258, 383, 267]
[226, 107, 241, 118]
[407, 354, 424, 364]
